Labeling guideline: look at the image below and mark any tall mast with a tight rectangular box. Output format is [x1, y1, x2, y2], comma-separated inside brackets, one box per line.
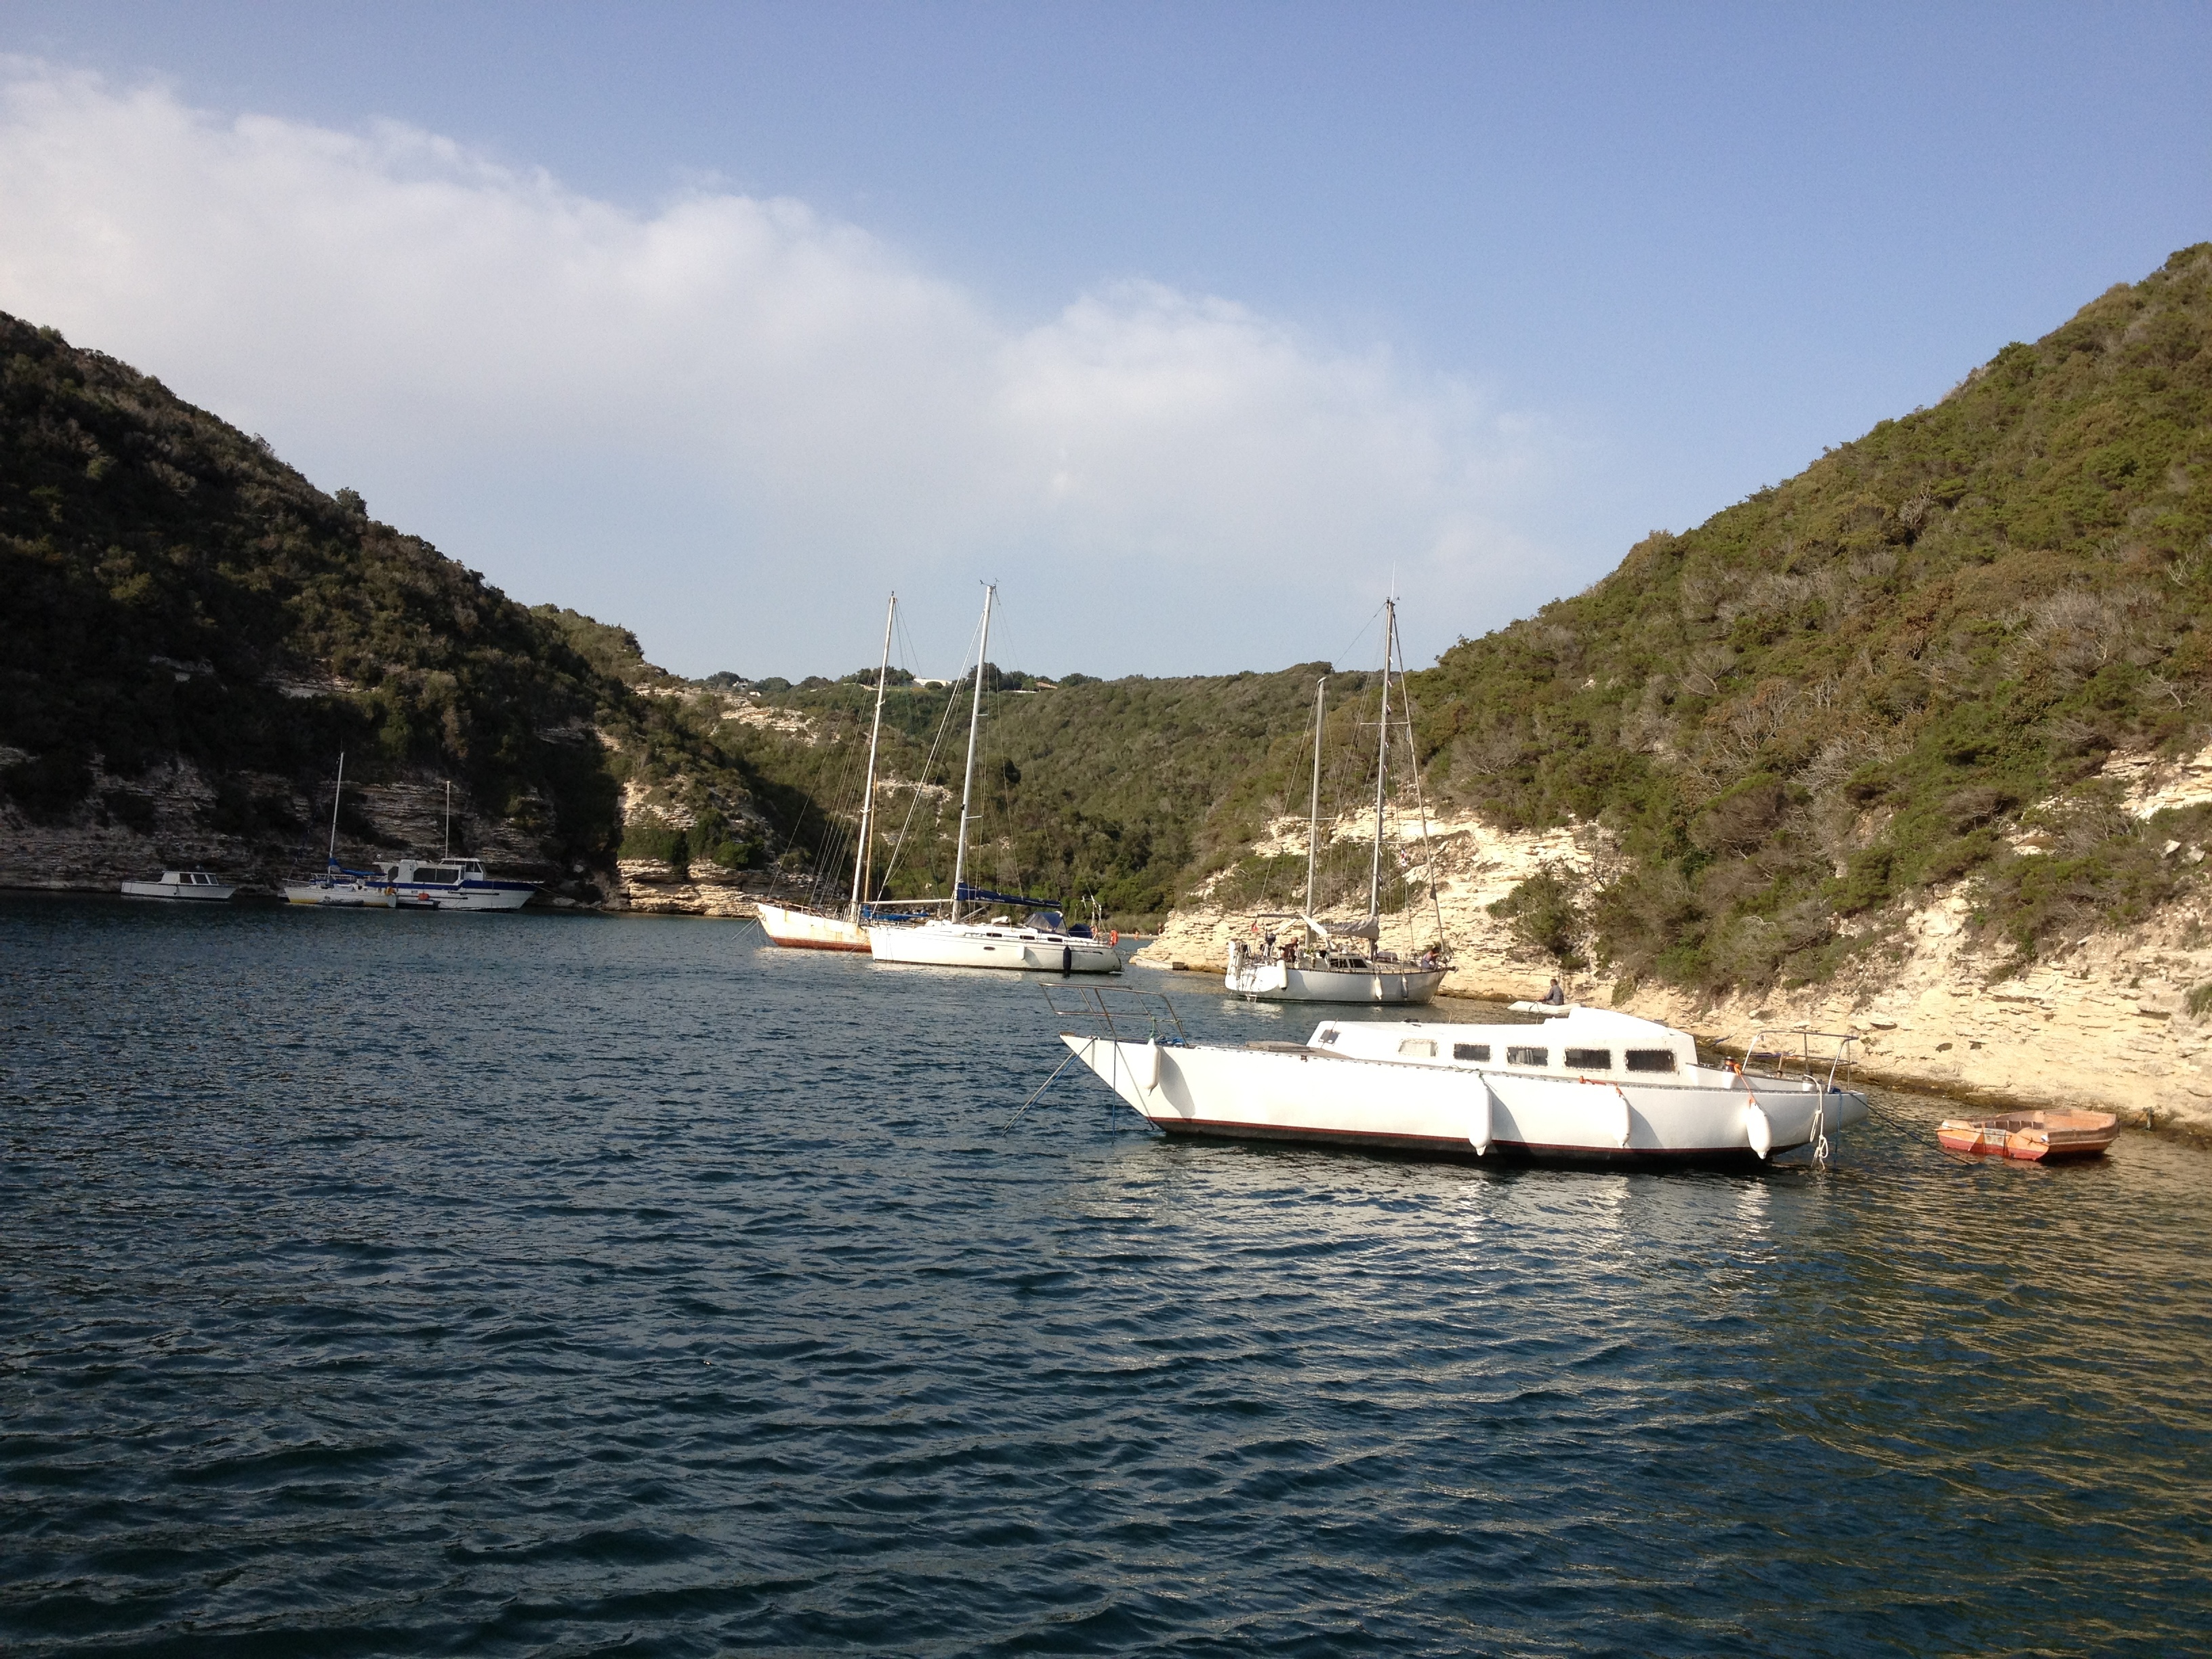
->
[443, 778, 451, 861]
[1368, 598, 1394, 919]
[848, 592, 896, 922]
[327, 750, 346, 868]
[1304, 676, 1326, 918]
[950, 583, 994, 919]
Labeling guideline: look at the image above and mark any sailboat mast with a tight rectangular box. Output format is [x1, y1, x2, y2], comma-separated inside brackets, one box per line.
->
[327, 750, 346, 868]
[1305, 676, 1326, 918]
[849, 593, 896, 922]
[1368, 599, 1394, 917]
[950, 583, 994, 919]
[443, 779, 451, 861]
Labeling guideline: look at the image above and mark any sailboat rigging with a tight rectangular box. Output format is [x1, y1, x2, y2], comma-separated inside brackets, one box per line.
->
[868, 584, 1120, 974]
[1225, 595, 1449, 1003]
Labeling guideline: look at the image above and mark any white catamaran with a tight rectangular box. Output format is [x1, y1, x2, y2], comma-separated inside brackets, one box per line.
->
[1225, 596, 1448, 1004]
[868, 584, 1120, 975]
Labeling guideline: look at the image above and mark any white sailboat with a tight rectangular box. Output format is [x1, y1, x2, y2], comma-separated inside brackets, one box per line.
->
[1057, 1000, 1869, 1168]
[869, 584, 1120, 975]
[285, 752, 394, 907]
[286, 760, 536, 909]
[1226, 596, 1447, 1004]
[758, 593, 901, 951]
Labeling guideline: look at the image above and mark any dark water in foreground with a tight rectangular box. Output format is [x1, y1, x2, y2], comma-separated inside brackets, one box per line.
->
[1, 899, 2208, 1657]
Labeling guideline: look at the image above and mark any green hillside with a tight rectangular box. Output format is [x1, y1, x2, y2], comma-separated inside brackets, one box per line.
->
[1407, 243, 2212, 988]
[0, 311, 764, 886]
[713, 665, 1369, 923]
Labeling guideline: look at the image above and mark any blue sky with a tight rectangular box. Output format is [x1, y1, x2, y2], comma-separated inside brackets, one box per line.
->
[1, 3, 2207, 678]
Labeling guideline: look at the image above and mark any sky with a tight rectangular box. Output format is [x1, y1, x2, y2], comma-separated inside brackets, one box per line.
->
[0, 3, 2207, 681]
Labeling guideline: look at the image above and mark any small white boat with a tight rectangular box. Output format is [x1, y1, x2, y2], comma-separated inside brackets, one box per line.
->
[867, 583, 1119, 976]
[120, 870, 236, 902]
[284, 869, 398, 908]
[1055, 1000, 1868, 1168]
[1224, 599, 1448, 1005]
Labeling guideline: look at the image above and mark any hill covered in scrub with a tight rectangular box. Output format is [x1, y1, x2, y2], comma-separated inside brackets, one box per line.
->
[0, 310, 765, 890]
[1392, 243, 2212, 990]
[713, 665, 1370, 922]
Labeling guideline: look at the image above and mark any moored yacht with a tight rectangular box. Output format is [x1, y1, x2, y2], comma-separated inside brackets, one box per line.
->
[367, 855, 537, 911]
[1056, 1000, 1867, 1167]
[868, 583, 1119, 975]
[120, 869, 237, 901]
[1224, 598, 1447, 1005]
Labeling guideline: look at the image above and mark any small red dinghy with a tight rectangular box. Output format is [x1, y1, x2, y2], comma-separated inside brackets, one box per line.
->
[1936, 1110, 2119, 1161]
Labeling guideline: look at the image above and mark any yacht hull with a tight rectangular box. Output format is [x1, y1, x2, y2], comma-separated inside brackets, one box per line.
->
[284, 881, 396, 908]
[757, 902, 870, 951]
[873, 922, 1120, 973]
[120, 881, 235, 901]
[1225, 961, 1446, 1004]
[1059, 1035, 1864, 1167]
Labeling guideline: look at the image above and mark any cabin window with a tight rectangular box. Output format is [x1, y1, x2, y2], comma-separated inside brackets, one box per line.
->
[1453, 1042, 1490, 1062]
[1398, 1038, 1437, 1059]
[1317, 1029, 1339, 1046]
[1625, 1049, 1678, 1073]
[1506, 1046, 1548, 1067]
[1564, 1048, 1612, 1071]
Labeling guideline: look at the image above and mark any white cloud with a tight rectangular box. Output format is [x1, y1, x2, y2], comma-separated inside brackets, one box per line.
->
[0, 59, 1569, 675]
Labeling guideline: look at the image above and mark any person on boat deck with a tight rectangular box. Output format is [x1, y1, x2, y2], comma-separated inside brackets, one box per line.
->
[1541, 975, 1565, 1005]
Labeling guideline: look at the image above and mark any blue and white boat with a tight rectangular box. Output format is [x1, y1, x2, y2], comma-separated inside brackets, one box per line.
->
[283, 756, 537, 911]
[369, 855, 538, 911]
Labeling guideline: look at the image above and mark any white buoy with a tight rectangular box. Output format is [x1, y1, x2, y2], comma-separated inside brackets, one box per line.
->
[1744, 1100, 1774, 1160]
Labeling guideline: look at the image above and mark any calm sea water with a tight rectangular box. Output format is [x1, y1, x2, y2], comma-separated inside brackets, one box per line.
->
[1, 897, 2207, 1657]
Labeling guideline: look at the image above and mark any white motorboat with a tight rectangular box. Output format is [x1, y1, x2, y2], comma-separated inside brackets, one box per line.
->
[869, 583, 1120, 975]
[120, 870, 236, 901]
[365, 855, 536, 911]
[1055, 999, 1868, 1168]
[1225, 598, 1447, 1005]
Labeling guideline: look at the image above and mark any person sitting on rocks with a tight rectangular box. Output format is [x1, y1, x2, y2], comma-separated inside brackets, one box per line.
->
[1541, 975, 1565, 1006]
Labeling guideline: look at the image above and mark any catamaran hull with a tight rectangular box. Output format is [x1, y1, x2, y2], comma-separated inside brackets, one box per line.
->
[873, 927, 1120, 973]
[756, 902, 871, 951]
[1225, 962, 1446, 1004]
[1059, 1036, 1866, 1167]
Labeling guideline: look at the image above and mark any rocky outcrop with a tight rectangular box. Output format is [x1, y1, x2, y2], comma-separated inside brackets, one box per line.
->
[1133, 806, 1607, 1000]
[613, 858, 766, 918]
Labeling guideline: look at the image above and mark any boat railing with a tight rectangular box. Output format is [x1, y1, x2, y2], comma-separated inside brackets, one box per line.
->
[1743, 1026, 1862, 1090]
[1042, 984, 1189, 1045]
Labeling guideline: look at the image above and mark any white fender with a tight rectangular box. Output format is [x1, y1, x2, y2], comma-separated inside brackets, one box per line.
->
[1744, 1099, 1774, 1160]
[1469, 1084, 1494, 1155]
[1135, 1039, 1161, 1091]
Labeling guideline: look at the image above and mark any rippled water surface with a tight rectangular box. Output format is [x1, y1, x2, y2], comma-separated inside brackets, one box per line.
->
[3, 897, 2209, 1656]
